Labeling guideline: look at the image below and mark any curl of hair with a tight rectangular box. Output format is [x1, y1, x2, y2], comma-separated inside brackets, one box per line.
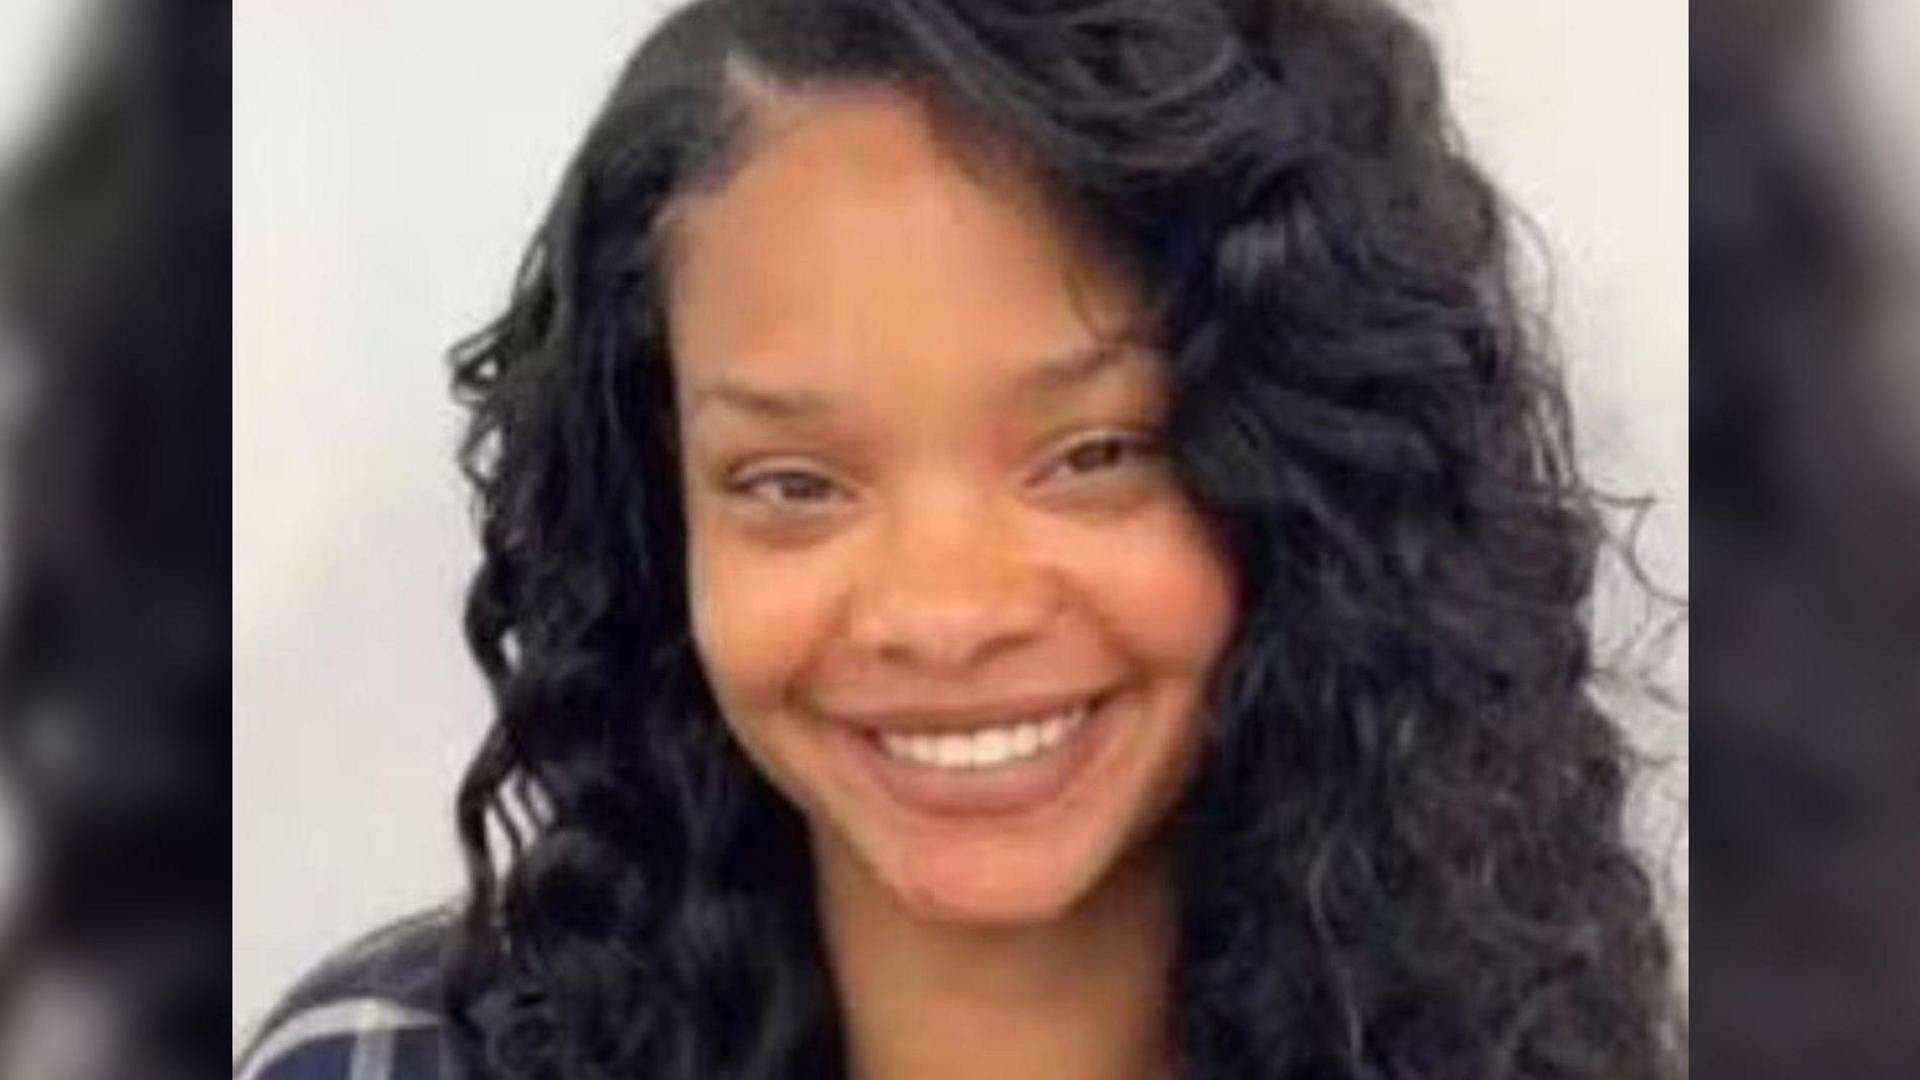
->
[444, 1, 1682, 1077]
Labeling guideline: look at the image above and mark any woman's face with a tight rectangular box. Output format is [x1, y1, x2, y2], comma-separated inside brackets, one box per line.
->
[667, 88, 1236, 926]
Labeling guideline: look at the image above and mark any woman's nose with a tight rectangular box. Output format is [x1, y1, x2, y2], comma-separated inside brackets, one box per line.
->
[845, 492, 1059, 674]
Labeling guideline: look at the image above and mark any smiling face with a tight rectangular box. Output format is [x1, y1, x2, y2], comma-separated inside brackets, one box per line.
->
[665, 85, 1236, 926]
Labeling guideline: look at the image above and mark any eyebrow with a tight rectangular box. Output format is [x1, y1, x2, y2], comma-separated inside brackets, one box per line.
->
[684, 336, 1142, 421]
[1009, 336, 1139, 399]
[686, 377, 835, 421]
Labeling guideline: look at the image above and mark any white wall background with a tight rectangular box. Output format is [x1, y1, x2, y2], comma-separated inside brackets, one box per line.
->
[232, 0, 1691, 1046]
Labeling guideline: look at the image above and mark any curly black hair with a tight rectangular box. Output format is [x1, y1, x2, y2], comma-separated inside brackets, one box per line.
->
[443, 1, 1683, 1077]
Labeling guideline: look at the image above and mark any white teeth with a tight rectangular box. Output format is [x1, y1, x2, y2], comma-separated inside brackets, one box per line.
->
[1040, 715, 1067, 747]
[971, 728, 1006, 766]
[1012, 723, 1040, 756]
[936, 733, 969, 768]
[875, 700, 1092, 771]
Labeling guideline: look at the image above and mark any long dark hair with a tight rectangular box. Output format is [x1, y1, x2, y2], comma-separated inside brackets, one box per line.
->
[444, 1, 1682, 1076]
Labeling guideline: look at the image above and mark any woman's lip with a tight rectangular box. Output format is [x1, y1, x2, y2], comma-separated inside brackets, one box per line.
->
[837, 690, 1118, 818]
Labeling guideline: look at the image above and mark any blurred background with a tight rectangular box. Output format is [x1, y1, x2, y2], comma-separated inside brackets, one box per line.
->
[227, 0, 1690, 1052]
[1694, 1, 1920, 1076]
[0, 0, 227, 1077]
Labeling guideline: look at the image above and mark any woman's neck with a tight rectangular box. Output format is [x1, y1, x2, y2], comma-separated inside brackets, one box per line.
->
[812, 836, 1178, 1080]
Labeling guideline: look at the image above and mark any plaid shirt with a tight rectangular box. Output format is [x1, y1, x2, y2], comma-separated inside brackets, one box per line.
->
[236, 999, 452, 1080]
[235, 912, 459, 1080]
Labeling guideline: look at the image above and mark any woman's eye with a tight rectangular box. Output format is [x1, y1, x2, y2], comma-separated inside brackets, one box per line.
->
[726, 468, 847, 509]
[1042, 432, 1162, 484]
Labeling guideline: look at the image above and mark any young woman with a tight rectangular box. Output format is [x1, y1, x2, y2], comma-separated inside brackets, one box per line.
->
[240, 1, 1682, 1077]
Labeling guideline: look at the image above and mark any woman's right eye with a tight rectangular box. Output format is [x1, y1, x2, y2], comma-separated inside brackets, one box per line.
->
[724, 467, 849, 511]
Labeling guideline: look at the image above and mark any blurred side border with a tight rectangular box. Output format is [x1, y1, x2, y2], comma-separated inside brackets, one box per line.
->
[0, 1, 229, 1077]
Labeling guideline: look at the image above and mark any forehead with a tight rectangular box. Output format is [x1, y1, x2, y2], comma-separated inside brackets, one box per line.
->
[662, 86, 1144, 408]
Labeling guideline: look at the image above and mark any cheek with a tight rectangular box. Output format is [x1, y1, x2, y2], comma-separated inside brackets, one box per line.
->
[685, 524, 847, 810]
[1060, 501, 1237, 682]
[686, 520, 843, 730]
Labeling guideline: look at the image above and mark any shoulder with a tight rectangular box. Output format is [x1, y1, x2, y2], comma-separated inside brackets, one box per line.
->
[235, 998, 450, 1080]
[235, 908, 463, 1080]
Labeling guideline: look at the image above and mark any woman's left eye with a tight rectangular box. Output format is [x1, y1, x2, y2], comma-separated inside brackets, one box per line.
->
[1040, 431, 1163, 483]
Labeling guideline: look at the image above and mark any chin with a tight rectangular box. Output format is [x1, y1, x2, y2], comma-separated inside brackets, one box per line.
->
[878, 838, 1110, 928]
